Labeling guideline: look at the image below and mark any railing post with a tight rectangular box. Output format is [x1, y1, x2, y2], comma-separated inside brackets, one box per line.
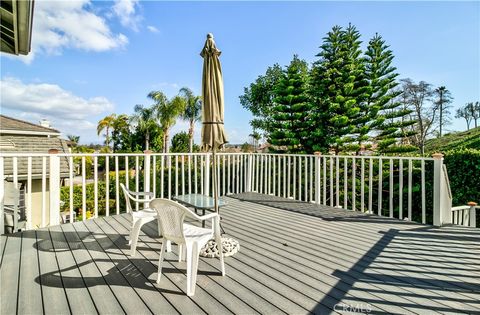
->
[143, 150, 152, 208]
[246, 153, 253, 192]
[204, 154, 210, 197]
[144, 150, 152, 193]
[468, 202, 477, 228]
[49, 149, 61, 226]
[0, 157, 4, 234]
[432, 153, 447, 226]
[314, 152, 321, 204]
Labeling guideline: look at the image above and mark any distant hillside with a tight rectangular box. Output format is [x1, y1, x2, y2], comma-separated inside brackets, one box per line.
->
[425, 127, 480, 153]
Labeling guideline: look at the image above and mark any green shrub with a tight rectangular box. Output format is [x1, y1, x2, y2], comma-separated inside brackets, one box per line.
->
[443, 149, 480, 205]
[60, 181, 114, 219]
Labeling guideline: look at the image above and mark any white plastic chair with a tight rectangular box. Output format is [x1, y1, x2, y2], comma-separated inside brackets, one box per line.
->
[150, 198, 225, 296]
[120, 183, 166, 256]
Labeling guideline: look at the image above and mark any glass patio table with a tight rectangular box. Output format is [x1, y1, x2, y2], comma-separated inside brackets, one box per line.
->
[173, 194, 226, 228]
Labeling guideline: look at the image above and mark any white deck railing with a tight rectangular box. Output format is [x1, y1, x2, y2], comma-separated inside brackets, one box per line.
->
[1, 151, 456, 234]
[451, 203, 478, 228]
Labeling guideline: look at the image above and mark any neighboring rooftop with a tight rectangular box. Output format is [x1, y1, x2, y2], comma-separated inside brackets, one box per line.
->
[0, 115, 70, 179]
[0, 115, 60, 135]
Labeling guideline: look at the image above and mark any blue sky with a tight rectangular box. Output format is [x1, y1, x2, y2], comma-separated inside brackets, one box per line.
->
[1, 1, 479, 145]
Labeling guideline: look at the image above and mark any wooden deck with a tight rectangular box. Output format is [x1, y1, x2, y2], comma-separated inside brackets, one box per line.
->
[1, 192, 479, 314]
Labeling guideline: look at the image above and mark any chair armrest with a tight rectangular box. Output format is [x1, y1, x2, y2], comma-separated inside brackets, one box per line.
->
[130, 191, 154, 198]
[129, 195, 154, 204]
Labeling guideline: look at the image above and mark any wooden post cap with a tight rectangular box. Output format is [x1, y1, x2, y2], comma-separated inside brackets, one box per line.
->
[48, 149, 59, 154]
[143, 150, 152, 154]
[467, 201, 477, 206]
[314, 151, 322, 156]
[431, 153, 444, 159]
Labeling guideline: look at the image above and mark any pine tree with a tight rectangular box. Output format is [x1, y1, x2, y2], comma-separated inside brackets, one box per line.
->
[309, 24, 368, 154]
[364, 34, 416, 154]
[268, 56, 310, 153]
[433, 86, 453, 137]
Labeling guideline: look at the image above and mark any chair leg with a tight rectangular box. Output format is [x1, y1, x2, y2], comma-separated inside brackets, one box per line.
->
[190, 243, 200, 296]
[178, 244, 183, 262]
[166, 240, 172, 252]
[157, 240, 166, 284]
[128, 214, 139, 245]
[186, 243, 195, 296]
[130, 218, 144, 257]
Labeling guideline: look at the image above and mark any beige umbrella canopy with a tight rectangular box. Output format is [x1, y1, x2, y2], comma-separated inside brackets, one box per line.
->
[200, 33, 228, 151]
[199, 33, 240, 258]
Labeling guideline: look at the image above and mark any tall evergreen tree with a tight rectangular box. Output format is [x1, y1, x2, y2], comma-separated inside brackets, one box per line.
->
[309, 24, 368, 154]
[364, 34, 416, 154]
[269, 56, 310, 153]
[433, 86, 453, 137]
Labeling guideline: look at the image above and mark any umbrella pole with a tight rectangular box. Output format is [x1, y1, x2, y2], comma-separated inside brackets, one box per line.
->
[213, 148, 219, 214]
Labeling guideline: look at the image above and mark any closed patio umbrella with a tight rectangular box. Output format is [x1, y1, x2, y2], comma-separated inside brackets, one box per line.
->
[200, 33, 239, 258]
[200, 33, 227, 213]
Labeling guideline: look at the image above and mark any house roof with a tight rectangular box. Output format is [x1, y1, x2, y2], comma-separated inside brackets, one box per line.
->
[0, 115, 60, 135]
[1, 135, 71, 180]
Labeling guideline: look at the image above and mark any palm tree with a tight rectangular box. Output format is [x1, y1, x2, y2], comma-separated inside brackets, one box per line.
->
[433, 86, 453, 137]
[148, 91, 185, 153]
[67, 135, 80, 148]
[249, 131, 261, 151]
[131, 105, 157, 150]
[178, 87, 202, 152]
[97, 114, 116, 148]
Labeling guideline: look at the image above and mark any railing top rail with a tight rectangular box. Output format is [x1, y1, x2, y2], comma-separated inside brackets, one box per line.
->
[0, 152, 435, 161]
[249, 153, 435, 161]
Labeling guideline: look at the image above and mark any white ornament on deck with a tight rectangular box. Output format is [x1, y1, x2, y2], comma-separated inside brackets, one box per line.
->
[200, 237, 240, 258]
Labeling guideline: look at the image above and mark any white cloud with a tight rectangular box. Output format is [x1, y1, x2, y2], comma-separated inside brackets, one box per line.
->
[10, 111, 100, 144]
[1, 77, 115, 143]
[10, 0, 128, 64]
[112, 0, 142, 32]
[147, 25, 159, 33]
[0, 77, 114, 120]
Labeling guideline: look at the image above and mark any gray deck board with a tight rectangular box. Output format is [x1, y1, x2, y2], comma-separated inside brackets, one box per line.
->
[226, 202, 441, 314]
[71, 220, 148, 315]
[60, 222, 125, 315]
[230, 194, 480, 312]
[49, 224, 98, 315]
[1, 192, 479, 315]
[35, 230, 71, 315]
[230, 200, 468, 312]
[1, 234, 21, 314]
[17, 230, 43, 315]
[81, 218, 161, 315]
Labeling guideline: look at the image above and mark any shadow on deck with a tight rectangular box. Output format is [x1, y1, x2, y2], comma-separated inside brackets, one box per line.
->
[1, 192, 479, 314]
